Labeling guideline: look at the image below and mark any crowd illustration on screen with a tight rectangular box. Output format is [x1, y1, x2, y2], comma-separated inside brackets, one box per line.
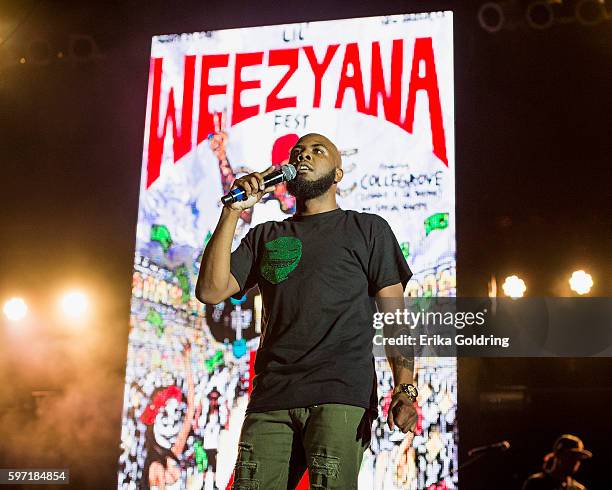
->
[118, 291, 255, 489]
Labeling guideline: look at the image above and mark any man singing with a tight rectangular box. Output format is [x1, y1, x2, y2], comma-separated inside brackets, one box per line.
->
[196, 133, 417, 489]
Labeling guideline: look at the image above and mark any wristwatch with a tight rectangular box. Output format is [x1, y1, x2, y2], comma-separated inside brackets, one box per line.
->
[393, 383, 418, 402]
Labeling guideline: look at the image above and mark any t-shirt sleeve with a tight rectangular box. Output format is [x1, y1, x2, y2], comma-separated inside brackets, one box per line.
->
[229, 227, 259, 300]
[367, 217, 413, 296]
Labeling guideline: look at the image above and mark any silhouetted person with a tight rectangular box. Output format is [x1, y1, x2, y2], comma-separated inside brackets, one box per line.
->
[522, 434, 592, 490]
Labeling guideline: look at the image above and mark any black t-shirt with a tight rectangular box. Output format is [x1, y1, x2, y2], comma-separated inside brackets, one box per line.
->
[229, 207, 413, 414]
[522, 472, 586, 490]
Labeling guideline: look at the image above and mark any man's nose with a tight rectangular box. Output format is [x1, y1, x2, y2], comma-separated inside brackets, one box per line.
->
[297, 152, 312, 161]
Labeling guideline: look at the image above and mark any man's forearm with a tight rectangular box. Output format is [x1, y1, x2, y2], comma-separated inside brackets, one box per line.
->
[375, 287, 416, 387]
[195, 206, 241, 301]
[387, 354, 415, 386]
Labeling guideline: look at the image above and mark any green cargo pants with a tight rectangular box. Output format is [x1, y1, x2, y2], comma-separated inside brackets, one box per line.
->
[231, 403, 373, 490]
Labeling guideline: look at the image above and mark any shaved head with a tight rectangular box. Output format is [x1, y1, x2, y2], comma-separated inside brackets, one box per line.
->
[296, 133, 342, 169]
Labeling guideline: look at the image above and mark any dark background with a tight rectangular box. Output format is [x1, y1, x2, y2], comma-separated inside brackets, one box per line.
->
[0, 0, 610, 488]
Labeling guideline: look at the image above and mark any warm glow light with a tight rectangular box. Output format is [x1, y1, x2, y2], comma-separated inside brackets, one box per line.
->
[60, 290, 89, 318]
[502, 275, 526, 298]
[488, 275, 497, 298]
[569, 270, 593, 295]
[3, 297, 28, 321]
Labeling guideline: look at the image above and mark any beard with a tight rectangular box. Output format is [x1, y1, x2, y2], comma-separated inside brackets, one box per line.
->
[286, 167, 336, 200]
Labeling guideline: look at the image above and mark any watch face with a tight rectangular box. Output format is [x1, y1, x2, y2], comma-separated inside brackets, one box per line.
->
[401, 384, 418, 399]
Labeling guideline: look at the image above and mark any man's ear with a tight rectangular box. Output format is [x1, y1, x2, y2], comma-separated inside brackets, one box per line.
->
[334, 167, 344, 183]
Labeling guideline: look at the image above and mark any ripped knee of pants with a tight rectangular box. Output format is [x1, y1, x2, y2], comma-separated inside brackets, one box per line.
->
[231, 442, 259, 490]
[309, 453, 340, 489]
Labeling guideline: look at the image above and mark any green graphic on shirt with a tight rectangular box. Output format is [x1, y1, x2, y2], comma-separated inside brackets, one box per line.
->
[260, 236, 302, 284]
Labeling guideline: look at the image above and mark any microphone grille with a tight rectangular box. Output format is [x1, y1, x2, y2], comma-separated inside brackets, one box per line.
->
[281, 164, 297, 181]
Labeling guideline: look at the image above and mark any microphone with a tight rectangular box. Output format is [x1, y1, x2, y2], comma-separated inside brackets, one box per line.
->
[221, 164, 297, 205]
[467, 440, 511, 457]
[434, 440, 511, 484]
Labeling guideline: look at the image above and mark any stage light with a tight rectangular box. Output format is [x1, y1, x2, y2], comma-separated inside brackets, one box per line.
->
[569, 270, 593, 295]
[526, 1, 556, 29]
[478, 2, 507, 32]
[60, 290, 89, 318]
[479, 0, 611, 33]
[575, 0, 608, 25]
[488, 275, 498, 298]
[3, 297, 28, 321]
[502, 275, 527, 298]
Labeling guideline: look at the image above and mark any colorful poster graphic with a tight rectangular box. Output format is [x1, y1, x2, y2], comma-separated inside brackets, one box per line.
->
[118, 11, 456, 490]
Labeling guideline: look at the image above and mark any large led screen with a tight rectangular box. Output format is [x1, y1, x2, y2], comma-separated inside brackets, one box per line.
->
[118, 11, 456, 490]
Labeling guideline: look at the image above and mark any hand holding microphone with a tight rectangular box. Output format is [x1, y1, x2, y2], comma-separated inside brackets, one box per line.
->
[221, 164, 297, 212]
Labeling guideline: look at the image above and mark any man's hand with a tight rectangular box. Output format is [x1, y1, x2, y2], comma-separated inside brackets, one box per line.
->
[226, 166, 277, 212]
[387, 392, 418, 443]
